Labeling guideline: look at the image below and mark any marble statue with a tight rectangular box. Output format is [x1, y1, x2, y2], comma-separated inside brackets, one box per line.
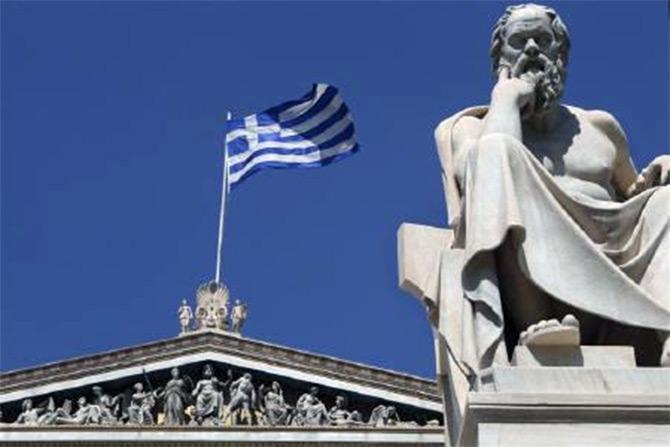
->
[91, 385, 121, 424]
[422, 2, 670, 380]
[191, 364, 229, 426]
[38, 399, 73, 425]
[291, 386, 329, 427]
[226, 372, 256, 425]
[127, 382, 158, 425]
[231, 300, 248, 333]
[177, 300, 193, 335]
[159, 367, 188, 425]
[65, 397, 94, 425]
[367, 404, 414, 427]
[259, 381, 291, 426]
[327, 395, 363, 426]
[14, 399, 41, 425]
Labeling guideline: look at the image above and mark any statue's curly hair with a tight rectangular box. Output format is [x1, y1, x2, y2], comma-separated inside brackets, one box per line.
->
[490, 4, 571, 77]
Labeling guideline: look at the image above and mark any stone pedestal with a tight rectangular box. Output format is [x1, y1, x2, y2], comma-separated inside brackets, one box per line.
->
[457, 357, 670, 446]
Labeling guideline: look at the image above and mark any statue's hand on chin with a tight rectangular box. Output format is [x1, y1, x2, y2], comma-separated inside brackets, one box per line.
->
[627, 155, 670, 197]
[491, 66, 542, 119]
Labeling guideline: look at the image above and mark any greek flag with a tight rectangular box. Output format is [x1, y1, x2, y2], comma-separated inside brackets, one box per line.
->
[225, 84, 359, 187]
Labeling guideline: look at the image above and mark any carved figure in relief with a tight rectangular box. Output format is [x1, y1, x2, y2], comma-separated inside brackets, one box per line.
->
[159, 367, 188, 425]
[127, 382, 158, 425]
[91, 385, 121, 424]
[177, 299, 193, 334]
[38, 399, 73, 425]
[226, 372, 256, 425]
[292, 386, 329, 426]
[191, 364, 229, 426]
[328, 395, 363, 426]
[61, 396, 95, 425]
[259, 381, 291, 426]
[13, 399, 42, 425]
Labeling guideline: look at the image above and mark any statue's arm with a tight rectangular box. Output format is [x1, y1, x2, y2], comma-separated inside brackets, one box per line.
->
[588, 110, 638, 198]
[450, 116, 483, 187]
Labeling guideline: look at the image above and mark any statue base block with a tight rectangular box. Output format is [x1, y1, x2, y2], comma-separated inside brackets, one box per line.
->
[511, 345, 636, 368]
[457, 366, 670, 446]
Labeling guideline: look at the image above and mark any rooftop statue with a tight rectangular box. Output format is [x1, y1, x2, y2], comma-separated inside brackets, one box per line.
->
[411, 3, 670, 381]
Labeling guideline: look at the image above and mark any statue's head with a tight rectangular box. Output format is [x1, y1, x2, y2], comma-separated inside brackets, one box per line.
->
[490, 3, 570, 113]
[171, 367, 180, 379]
[203, 364, 214, 378]
[92, 385, 102, 396]
[77, 396, 87, 407]
[335, 395, 346, 408]
[22, 399, 32, 411]
[243, 372, 252, 380]
[309, 386, 319, 396]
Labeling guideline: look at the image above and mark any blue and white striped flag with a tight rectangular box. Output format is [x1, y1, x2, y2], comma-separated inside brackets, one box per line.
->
[225, 84, 359, 187]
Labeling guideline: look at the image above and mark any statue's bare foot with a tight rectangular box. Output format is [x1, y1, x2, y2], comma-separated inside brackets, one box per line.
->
[519, 314, 580, 347]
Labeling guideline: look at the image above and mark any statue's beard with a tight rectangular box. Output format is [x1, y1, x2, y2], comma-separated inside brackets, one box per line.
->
[503, 54, 566, 117]
[532, 59, 565, 114]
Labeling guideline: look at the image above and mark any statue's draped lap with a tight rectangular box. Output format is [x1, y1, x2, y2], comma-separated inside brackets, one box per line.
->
[437, 107, 670, 375]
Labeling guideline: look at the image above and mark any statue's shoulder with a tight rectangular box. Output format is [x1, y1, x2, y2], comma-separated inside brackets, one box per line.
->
[567, 105, 628, 146]
[434, 106, 488, 142]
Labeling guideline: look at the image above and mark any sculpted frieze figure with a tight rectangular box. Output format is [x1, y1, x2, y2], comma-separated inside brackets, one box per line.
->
[159, 367, 189, 425]
[328, 395, 363, 427]
[226, 372, 256, 425]
[91, 385, 121, 424]
[67, 397, 95, 425]
[191, 364, 229, 426]
[291, 386, 329, 427]
[259, 381, 291, 426]
[13, 399, 41, 426]
[127, 382, 158, 425]
[427, 3, 670, 378]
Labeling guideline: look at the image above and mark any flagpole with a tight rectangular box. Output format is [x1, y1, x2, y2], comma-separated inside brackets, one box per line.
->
[215, 111, 232, 284]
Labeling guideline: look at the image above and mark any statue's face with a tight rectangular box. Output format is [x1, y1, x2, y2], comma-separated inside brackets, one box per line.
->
[171, 367, 179, 378]
[499, 8, 559, 74]
[498, 6, 566, 114]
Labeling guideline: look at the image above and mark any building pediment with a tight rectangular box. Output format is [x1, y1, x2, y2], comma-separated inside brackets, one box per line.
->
[0, 331, 443, 444]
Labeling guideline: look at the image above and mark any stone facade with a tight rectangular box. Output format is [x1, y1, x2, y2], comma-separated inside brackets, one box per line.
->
[0, 331, 443, 445]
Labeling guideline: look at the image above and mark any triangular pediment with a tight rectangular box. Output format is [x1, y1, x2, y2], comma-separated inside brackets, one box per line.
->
[0, 331, 442, 437]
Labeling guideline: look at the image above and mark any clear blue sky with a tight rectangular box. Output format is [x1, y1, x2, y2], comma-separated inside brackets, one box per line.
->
[1, 1, 668, 378]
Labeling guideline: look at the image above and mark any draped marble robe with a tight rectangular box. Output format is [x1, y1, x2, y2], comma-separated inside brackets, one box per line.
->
[430, 106, 670, 378]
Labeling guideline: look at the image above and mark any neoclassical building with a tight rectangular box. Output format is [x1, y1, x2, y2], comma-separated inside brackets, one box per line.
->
[0, 282, 444, 446]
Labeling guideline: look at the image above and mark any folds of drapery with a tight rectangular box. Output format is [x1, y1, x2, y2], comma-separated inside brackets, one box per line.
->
[431, 107, 670, 378]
